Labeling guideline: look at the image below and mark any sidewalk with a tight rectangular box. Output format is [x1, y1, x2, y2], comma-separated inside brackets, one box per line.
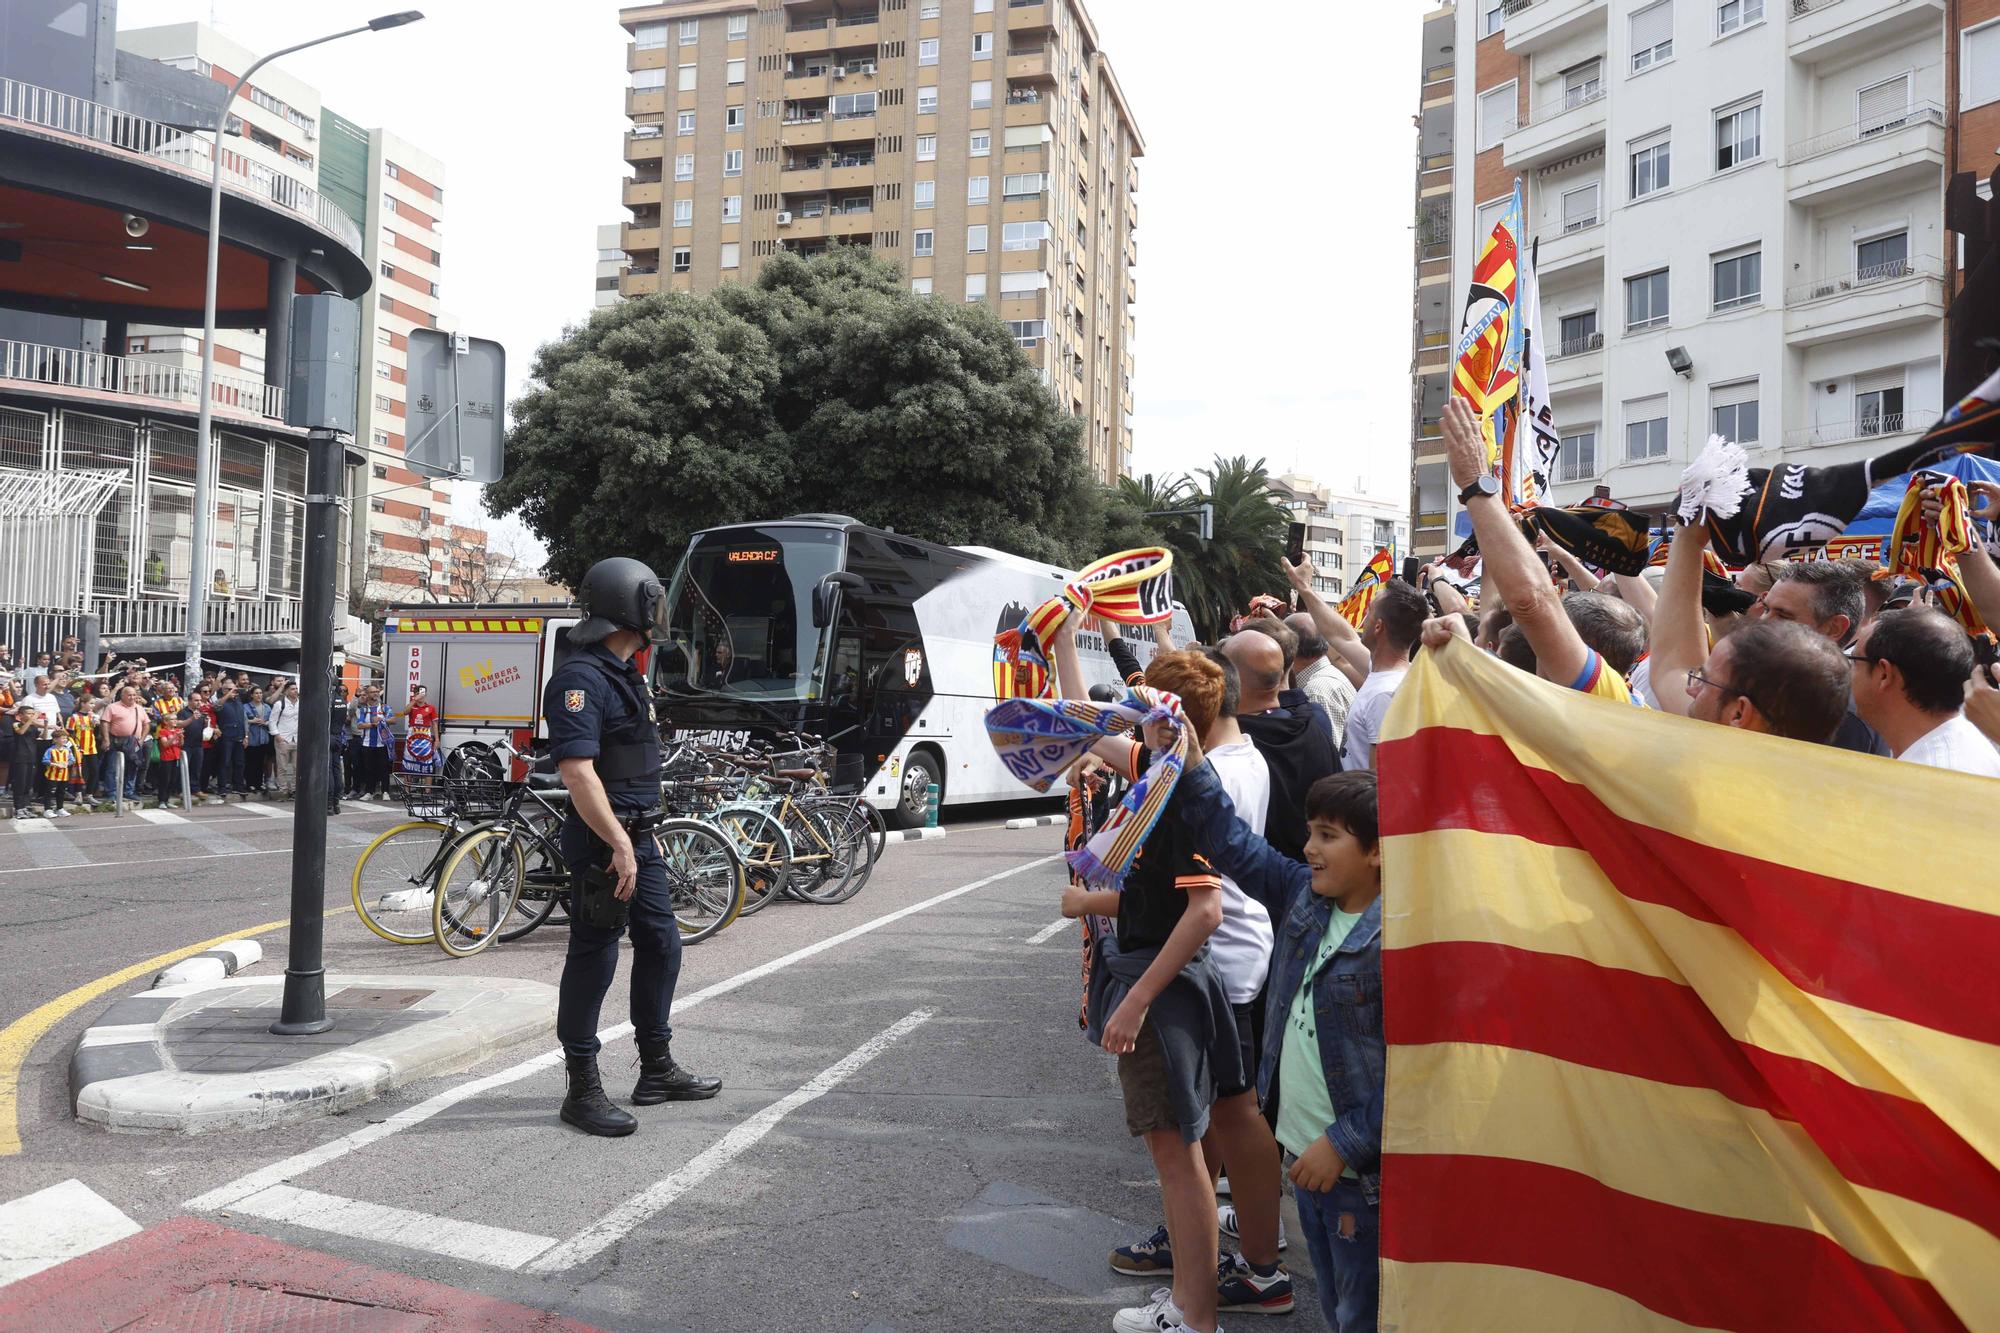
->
[71, 972, 556, 1134]
[0, 1215, 603, 1330]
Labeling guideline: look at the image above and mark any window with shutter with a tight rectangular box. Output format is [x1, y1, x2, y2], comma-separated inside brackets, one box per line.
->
[1478, 83, 1517, 150]
[1562, 182, 1600, 231]
[1631, 1, 1674, 71]
[1966, 22, 2000, 109]
[1858, 75, 1911, 134]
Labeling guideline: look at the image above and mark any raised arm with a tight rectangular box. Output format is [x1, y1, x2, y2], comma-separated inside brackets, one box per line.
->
[1612, 570, 1659, 625]
[1425, 564, 1469, 617]
[1928, 482, 2000, 632]
[1645, 522, 1710, 718]
[1542, 536, 1601, 592]
[1173, 759, 1311, 919]
[1444, 397, 1590, 686]
[1281, 557, 1368, 687]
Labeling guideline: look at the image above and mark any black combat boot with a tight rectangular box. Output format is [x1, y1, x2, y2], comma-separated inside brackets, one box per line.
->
[632, 1042, 722, 1104]
[561, 1054, 637, 1136]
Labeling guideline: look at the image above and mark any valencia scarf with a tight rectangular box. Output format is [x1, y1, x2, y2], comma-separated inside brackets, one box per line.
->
[992, 548, 1175, 700]
[1886, 474, 1987, 633]
[985, 685, 1189, 888]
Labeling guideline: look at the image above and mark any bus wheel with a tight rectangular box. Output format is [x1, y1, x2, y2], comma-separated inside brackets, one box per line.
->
[893, 750, 942, 829]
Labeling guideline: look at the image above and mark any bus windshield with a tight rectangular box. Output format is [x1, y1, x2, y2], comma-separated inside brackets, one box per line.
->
[657, 524, 844, 700]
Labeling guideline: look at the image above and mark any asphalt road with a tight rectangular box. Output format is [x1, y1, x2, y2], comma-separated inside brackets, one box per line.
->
[0, 800, 1321, 1331]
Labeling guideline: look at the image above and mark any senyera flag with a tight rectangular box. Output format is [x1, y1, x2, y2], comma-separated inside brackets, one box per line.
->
[1338, 548, 1395, 626]
[1374, 641, 2000, 1332]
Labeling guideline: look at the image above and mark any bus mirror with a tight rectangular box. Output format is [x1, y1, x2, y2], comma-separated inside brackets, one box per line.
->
[813, 572, 866, 628]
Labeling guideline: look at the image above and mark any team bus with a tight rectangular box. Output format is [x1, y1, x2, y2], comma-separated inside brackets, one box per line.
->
[654, 514, 1193, 827]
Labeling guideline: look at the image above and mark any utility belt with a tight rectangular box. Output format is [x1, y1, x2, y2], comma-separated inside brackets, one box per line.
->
[570, 807, 666, 932]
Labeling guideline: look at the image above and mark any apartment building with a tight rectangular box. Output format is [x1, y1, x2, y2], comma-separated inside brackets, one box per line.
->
[1423, 0, 1951, 545]
[1412, 5, 1460, 560]
[1271, 474, 1414, 598]
[1949, 0, 1999, 368]
[614, 0, 1143, 481]
[113, 24, 467, 613]
[596, 223, 629, 307]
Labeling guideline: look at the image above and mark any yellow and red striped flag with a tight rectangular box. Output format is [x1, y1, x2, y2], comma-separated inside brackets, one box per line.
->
[1376, 640, 2000, 1332]
[1338, 548, 1396, 626]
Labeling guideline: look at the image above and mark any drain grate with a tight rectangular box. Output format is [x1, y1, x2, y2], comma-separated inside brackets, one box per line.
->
[326, 987, 434, 1011]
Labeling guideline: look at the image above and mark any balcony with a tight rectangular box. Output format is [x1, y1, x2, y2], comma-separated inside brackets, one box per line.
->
[1414, 430, 1447, 462]
[624, 129, 665, 162]
[784, 62, 879, 99]
[1006, 0, 1055, 27]
[1787, 0, 1944, 64]
[1006, 47, 1055, 82]
[626, 88, 666, 117]
[1782, 256, 1945, 347]
[622, 178, 664, 207]
[1, 338, 284, 423]
[621, 222, 662, 253]
[95, 595, 301, 639]
[781, 152, 877, 192]
[1784, 411, 1935, 450]
[785, 15, 878, 54]
[620, 269, 661, 297]
[1536, 214, 1605, 276]
[780, 112, 875, 147]
[1547, 330, 1604, 387]
[1785, 103, 1943, 204]
[775, 202, 873, 239]
[1502, 0, 1608, 53]
[0, 75, 362, 255]
[1503, 85, 1607, 170]
[1005, 95, 1053, 128]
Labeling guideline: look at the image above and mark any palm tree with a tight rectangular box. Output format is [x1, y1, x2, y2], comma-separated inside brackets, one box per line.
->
[1189, 455, 1290, 639]
[1108, 471, 1219, 637]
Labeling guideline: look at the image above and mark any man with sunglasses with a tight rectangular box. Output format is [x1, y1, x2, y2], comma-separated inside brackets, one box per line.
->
[1848, 608, 2000, 778]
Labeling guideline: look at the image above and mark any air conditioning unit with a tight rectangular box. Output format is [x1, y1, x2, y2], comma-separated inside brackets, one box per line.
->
[859, 62, 876, 74]
[834, 68, 847, 79]
[777, 211, 794, 226]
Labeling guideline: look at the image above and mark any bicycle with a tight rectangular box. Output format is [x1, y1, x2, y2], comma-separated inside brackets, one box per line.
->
[351, 759, 510, 945]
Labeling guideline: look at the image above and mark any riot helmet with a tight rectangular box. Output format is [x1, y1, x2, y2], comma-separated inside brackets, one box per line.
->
[569, 557, 670, 646]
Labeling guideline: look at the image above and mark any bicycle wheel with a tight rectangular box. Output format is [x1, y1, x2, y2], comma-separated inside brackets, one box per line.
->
[856, 799, 889, 866]
[655, 819, 744, 944]
[787, 804, 862, 905]
[352, 819, 455, 944]
[811, 801, 875, 905]
[432, 827, 527, 957]
[498, 803, 568, 942]
[711, 805, 791, 916]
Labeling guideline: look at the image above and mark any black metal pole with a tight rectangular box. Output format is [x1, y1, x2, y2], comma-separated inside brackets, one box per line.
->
[272, 427, 340, 1035]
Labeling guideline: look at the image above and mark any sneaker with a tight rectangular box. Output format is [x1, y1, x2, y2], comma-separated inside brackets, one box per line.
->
[49, 808, 70, 819]
[1113, 1289, 1216, 1333]
[1215, 1175, 1231, 1198]
[1217, 1253, 1293, 1316]
[1110, 1225, 1174, 1277]
[1218, 1204, 1286, 1252]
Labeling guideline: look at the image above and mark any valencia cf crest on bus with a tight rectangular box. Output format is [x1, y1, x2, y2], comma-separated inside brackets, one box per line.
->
[564, 690, 586, 713]
[904, 648, 924, 686]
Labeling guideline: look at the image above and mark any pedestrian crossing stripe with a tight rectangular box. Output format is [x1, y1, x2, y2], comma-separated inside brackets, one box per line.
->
[390, 619, 542, 634]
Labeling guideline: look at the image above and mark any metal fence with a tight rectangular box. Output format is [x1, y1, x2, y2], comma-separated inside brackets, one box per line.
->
[0, 338, 284, 422]
[0, 467, 124, 613]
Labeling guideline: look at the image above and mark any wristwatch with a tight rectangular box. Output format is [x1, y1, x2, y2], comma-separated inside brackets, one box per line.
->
[1458, 474, 1501, 505]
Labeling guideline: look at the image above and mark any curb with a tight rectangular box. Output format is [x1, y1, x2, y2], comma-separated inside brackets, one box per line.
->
[70, 973, 556, 1135]
[1004, 815, 1066, 829]
[882, 826, 947, 843]
[154, 939, 262, 988]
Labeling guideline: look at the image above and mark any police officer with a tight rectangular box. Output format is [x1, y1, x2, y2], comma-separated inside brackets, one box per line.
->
[327, 682, 350, 816]
[546, 557, 721, 1136]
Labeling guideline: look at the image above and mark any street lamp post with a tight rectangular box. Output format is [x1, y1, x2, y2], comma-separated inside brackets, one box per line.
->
[179, 11, 424, 701]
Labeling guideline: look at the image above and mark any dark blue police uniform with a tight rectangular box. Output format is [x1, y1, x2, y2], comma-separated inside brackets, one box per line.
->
[544, 643, 677, 1061]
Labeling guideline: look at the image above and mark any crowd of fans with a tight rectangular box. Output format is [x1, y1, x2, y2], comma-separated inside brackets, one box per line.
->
[0, 643, 429, 818]
[1034, 394, 2000, 1333]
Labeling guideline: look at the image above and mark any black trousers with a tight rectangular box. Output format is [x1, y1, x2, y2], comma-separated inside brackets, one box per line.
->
[555, 820, 682, 1060]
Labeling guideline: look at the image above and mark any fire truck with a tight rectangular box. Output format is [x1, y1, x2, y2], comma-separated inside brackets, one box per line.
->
[380, 603, 593, 776]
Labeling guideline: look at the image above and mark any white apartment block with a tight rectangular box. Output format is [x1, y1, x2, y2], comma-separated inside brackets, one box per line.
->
[596, 223, 627, 307]
[112, 23, 461, 608]
[1273, 474, 1415, 597]
[1450, 0, 1948, 519]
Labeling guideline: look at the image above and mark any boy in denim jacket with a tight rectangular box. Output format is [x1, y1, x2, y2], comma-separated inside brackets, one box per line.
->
[1172, 757, 1385, 1333]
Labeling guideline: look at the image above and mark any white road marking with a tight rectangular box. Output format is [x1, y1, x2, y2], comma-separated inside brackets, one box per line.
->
[0, 1179, 141, 1288]
[524, 1008, 935, 1274]
[235, 802, 286, 817]
[342, 801, 395, 813]
[186, 853, 1063, 1215]
[132, 809, 188, 825]
[11, 818, 55, 834]
[0, 847, 287, 877]
[1026, 917, 1074, 945]
[228, 1184, 559, 1271]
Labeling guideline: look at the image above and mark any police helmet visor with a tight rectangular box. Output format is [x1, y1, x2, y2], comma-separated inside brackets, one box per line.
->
[641, 578, 670, 642]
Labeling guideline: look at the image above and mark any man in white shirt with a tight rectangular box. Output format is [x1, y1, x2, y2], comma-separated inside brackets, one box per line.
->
[1338, 582, 1430, 772]
[1850, 608, 2000, 779]
[21, 676, 62, 730]
[269, 681, 302, 797]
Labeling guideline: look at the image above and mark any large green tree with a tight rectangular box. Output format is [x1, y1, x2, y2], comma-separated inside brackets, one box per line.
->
[488, 247, 1095, 587]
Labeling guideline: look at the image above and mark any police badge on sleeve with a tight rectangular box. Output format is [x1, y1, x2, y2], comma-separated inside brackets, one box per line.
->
[564, 690, 586, 713]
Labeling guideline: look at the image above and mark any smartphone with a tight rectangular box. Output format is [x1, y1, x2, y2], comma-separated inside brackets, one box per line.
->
[1285, 522, 1307, 567]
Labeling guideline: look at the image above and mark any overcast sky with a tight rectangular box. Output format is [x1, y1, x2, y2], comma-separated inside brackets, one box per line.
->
[119, 0, 1424, 554]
